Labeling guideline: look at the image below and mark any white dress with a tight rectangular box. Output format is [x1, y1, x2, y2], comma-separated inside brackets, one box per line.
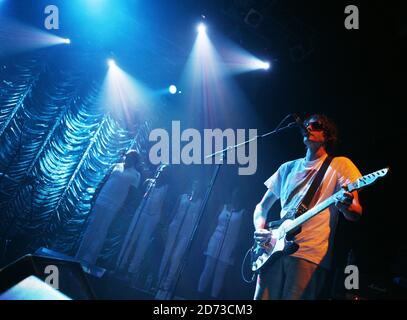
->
[76, 164, 140, 265]
[204, 205, 244, 265]
[155, 194, 203, 299]
[116, 184, 168, 273]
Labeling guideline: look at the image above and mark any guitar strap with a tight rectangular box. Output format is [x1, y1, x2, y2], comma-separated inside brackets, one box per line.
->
[296, 155, 334, 217]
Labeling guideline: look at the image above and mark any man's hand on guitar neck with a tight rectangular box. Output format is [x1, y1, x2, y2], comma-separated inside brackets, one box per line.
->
[335, 190, 353, 210]
[334, 184, 363, 221]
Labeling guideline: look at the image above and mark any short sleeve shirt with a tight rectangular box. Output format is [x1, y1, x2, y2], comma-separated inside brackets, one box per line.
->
[264, 154, 362, 268]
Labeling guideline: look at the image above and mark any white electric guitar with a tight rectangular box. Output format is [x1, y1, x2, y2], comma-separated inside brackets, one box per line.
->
[251, 167, 389, 273]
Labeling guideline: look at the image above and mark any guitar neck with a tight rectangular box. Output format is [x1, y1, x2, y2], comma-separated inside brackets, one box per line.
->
[285, 190, 342, 233]
[282, 167, 389, 234]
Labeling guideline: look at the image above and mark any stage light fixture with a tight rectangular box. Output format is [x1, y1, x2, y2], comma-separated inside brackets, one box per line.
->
[169, 85, 177, 94]
[107, 59, 116, 68]
[63, 38, 71, 44]
[260, 61, 270, 70]
[197, 23, 206, 34]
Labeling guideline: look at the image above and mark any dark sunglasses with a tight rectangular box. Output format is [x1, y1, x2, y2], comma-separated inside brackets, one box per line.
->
[304, 121, 324, 131]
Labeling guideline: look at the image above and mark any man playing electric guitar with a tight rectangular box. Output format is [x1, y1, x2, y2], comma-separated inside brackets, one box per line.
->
[253, 114, 363, 300]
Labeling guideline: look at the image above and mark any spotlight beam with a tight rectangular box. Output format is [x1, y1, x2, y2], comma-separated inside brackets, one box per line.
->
[0, 18, 74, 57]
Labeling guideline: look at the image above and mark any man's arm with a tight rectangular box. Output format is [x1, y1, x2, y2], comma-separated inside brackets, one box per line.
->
[335, 189, 363, 221]
[334, 157, 363, 221]
[253, 189, 278, 230]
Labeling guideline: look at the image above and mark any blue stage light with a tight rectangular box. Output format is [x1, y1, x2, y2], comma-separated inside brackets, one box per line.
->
[169, 85, 177, 94]
[197, 23, 206, 34]
[63, 38, 71, 44]
[107, 59, 116, 68]
[260, 61, 270, 70]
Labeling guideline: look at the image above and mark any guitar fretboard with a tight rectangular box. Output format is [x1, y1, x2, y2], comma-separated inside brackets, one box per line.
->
[285, 189, 343, 233]
[281, 167, 388, 236]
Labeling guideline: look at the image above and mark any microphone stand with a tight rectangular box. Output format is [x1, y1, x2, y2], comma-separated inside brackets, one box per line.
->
[166, 117, 298, 300]
[115, 164, 167, 272]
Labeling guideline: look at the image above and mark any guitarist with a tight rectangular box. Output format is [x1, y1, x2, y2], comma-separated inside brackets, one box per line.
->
[253, 114, 363, 300]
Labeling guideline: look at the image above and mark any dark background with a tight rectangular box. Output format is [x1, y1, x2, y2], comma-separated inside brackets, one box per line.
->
[0, 0, 405, 299]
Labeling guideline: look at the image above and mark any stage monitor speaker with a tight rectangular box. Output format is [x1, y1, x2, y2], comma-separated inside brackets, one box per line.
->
[0, 254, 96, 300]
[34, 247, 106, 278]
[0, 275, 72, 300]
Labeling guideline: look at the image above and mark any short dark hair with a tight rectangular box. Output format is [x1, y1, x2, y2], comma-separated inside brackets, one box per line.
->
[304, 114, 338, 153]
[124, 150, 140, 169]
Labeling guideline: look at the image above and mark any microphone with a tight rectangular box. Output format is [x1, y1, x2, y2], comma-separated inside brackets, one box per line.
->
[291, 114, 308, 137]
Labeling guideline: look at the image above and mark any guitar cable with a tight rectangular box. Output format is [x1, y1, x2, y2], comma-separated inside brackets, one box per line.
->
[241, 246, 256, 283]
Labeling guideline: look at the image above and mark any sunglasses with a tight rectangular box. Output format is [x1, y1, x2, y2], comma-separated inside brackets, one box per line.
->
[304, 120, 324, 132]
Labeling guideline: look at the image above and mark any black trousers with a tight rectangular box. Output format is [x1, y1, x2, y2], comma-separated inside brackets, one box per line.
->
[254, 255, 328, 300]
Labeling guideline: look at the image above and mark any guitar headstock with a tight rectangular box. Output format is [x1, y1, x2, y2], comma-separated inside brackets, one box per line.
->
[348, 167, 389, 192]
